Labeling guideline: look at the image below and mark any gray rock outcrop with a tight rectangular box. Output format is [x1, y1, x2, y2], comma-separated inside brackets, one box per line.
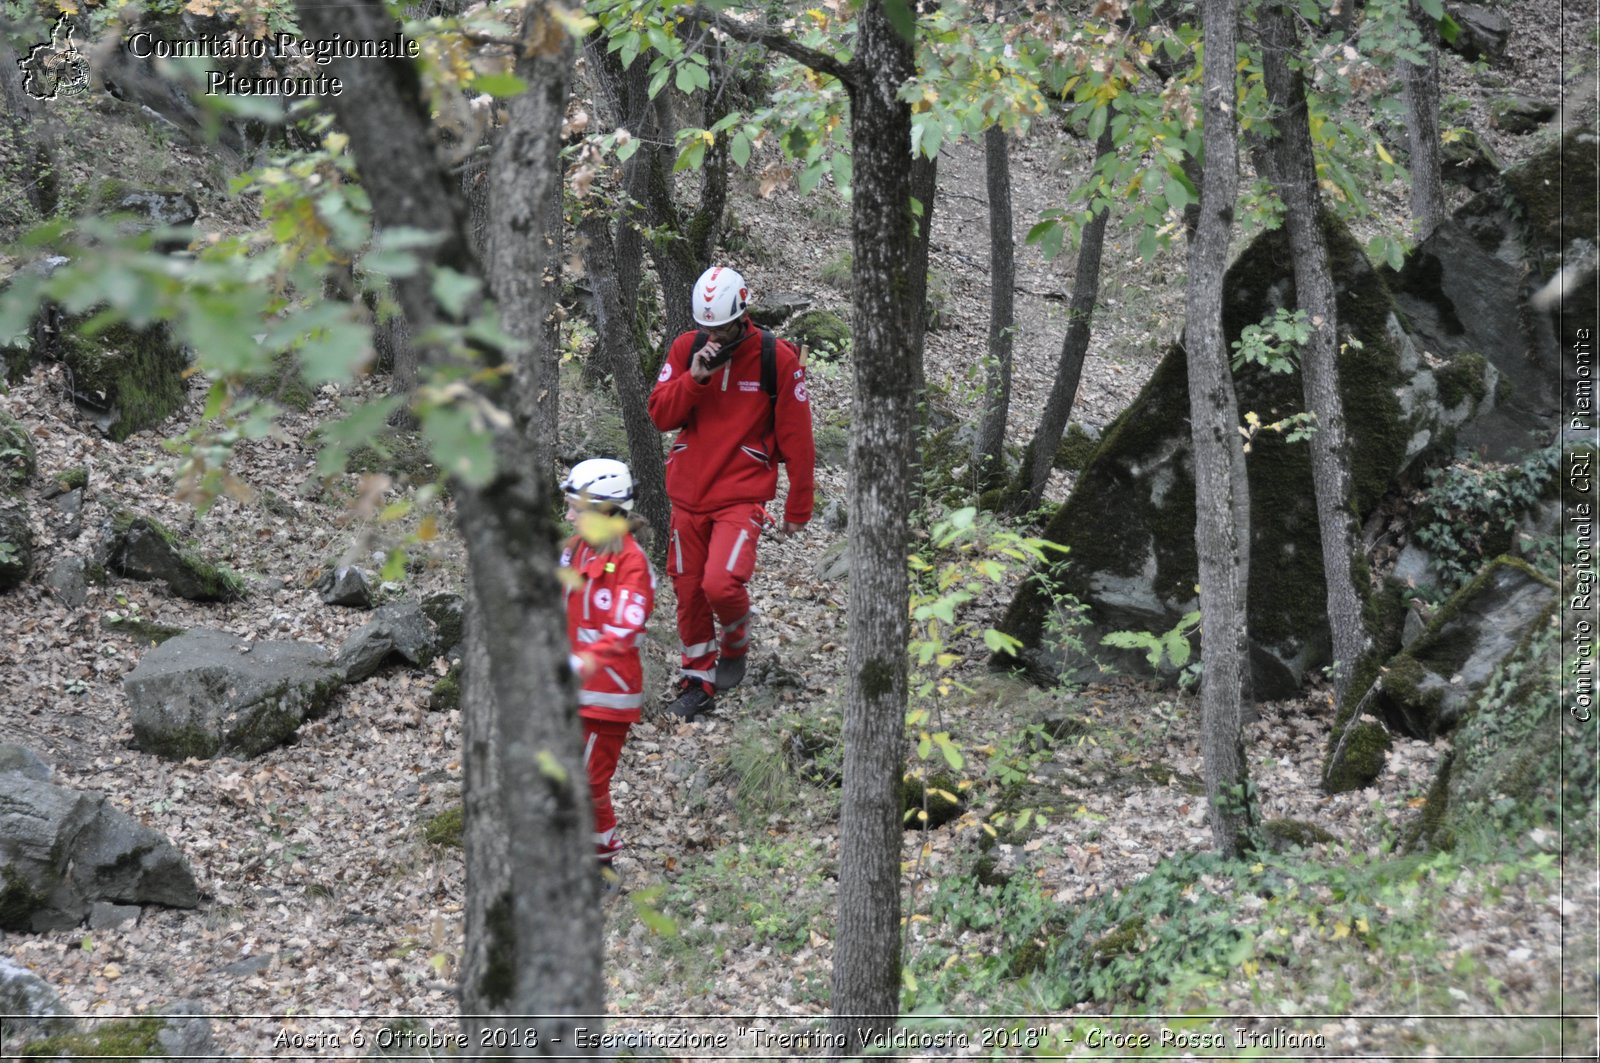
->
[335, 601, 439, 682]
[317, 565, 372, 608]
[123, 629, 343, 760]
[0, 954, 71, 1042]
[0, 769, 199, 932]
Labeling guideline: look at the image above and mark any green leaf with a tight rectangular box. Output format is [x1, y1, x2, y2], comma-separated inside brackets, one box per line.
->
[315, 395, 403, 477]
[295, 316, 373, 385]
[1165, 630, 1191, 669]
[729, 131, 751, 167]
[882, 0, 916, 42]
[470, 73, 527, 98]
[421, 402, 496, 487]
[674, 62, 696, 95]
[983, 628, 1021, 655]
[432, 268, 481, 318]
[933, 732, 965, 771]
[917, 733, 932, 759]
[616, 135, 641, 163]
[829, 151, 851, 193]
[797, 159, 825, 194]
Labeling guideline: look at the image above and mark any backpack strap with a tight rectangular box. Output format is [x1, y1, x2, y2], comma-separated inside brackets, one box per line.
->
[689, 330, 709, 355]
[760, 329, 777, 410]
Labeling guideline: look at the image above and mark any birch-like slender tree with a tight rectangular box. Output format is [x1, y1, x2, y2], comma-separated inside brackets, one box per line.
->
[1185, 0, 1256, 858]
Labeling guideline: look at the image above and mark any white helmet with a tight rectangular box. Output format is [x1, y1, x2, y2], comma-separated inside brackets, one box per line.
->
[562, 457, 634, 511]
[693, 265, 749, 327]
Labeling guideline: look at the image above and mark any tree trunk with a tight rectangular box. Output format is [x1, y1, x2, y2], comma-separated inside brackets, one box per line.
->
[0, 34, 60, 219]
[1401, 0, 1445, 239]
[1186, 0, 1255, 859]
[1016, 123, 1116, 513]
[1256, 2, 1369, 707]
[487, 33, 569, 479]
[828, 3, 917, 1051]
[291, 0, 603, 1045]
[577, 209, 671, 552]
[973, 124, 1014, 491]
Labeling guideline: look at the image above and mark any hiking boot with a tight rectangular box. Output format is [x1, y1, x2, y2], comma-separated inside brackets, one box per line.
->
[666, 684, 715, 721]
[713, 654, 747, 692]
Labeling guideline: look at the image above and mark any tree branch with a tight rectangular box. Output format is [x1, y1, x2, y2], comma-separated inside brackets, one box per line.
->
[684, 5, 854, 86]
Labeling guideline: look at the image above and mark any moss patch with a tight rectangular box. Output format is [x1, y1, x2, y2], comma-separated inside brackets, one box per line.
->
[246, 351, 316, 412]
[19, 1015, 166, 1060]
[1, 864, 49, 932]
[1054, 423, 1099, 472]
[59, 321, 187, 442]
[427, 663, 461, 713]
[1435, 351, 1491, 410]
[787, 309, 851, 361]
[1324, 721, 1392, 794]
[1262, 818, 1338, 851]
[422, 804, 464, 849]
[104, 614, 186, 645]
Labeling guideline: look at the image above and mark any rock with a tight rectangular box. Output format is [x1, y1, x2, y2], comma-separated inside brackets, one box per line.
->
[88, 901, 141, 929]
[1261, 818, 1338, 852]
[0, 499, 35, 593]
[105, 512, 244, 602]
[0, 954, 72, 1042]
[317, 565, 372, 608]
[1441, 127, 1504, 193]
[54, 319, 189, 442]
[997, 211, 1494, 697]
[0, 772, 199, 931]
[1372, 557, 1557, 738]
[0, 745, 52, 781]
[114, 189, 198, 228]
[746, 292, 812, 329]
[335, 602, 438, 682]
[123, 628, 343, 760]
[45, 557, 88, 608]
[1490, 94, 1557, 135]
[821, 495, 848, 531]
[155, 1000, 219, 1063]
[1398, 130, 1600, 460]
[814, 539, 849, 582]
[813, 422, 849, 469]
[420, 591, 464, 649]
[50, 486, 84, 540]
[1054, 422, 1101, 472]
[1322, 719, 1393, 794]
[0, 407, 35, 492]
[1392, 542, 1444, 595]
[786, 309, 851, 361]
[1444, 3, 1510, 63]
[1408, 603, 1572, 850]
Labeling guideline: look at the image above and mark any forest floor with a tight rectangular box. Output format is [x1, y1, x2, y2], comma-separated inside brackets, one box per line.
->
[2, 2, 1598, 1059]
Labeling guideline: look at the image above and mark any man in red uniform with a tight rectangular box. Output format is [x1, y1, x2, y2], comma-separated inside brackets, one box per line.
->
[560, 458, 656, 877]
[648, 266, 816, 720]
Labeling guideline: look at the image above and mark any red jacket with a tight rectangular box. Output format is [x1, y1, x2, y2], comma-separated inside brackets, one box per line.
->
[648, 324, 816, 524]
[562, 532, 655, 723]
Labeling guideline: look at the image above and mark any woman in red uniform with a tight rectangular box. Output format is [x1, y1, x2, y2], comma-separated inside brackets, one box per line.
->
[560, 458, 655, 881]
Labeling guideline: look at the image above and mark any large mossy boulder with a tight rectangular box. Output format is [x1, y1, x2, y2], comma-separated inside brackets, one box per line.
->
[0, 408, 35, 492]
[123, 629, 343, 760]
[57, 319, 189, 442]
[1406, 596, 1591, 851]
[1387, 130, 1598, 460]
[996, 212, 1492, 696]
[1371, 557, 1557, 738]
[0, 767, 199, 931]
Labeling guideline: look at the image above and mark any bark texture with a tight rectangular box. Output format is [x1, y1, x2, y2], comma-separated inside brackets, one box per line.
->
[291, 0, 602, 1047]
[973, 124, 1014, 491]
[1017, 123, 1116, 512]
[1185, 0, 1256, 858]
[1400, 0, 1445, 238]
[577, 210, 671, 550]
[1256, 2, 1368, 706]
[829, 1, 918, 1048]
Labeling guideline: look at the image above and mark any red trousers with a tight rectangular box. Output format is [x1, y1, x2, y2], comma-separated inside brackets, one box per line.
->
[667, 502, 763, 690]
[582, 718, 631, 862]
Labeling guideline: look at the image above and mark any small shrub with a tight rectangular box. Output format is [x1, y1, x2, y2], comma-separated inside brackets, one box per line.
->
[1412, 445, 1559, 592]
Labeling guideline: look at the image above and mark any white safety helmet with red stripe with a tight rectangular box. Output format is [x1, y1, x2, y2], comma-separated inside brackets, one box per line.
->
[693, 265, 749, 327]
[562, 457, 635, 512]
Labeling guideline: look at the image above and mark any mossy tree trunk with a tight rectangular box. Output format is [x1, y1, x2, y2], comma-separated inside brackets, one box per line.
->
[1186, 0, 1256, 859]
[1256, 1, 1368, 706]
[0, 33, 59, 221]
[1400, 0, 1445, 239]
[973, 124, 1014, 492]
[293, 0, 602, 1050]
[1016, 123, 1115, 514]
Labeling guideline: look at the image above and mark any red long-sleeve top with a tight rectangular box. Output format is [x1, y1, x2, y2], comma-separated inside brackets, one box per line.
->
[647, 324, 816, 525]
[562, 532, 655, 723]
